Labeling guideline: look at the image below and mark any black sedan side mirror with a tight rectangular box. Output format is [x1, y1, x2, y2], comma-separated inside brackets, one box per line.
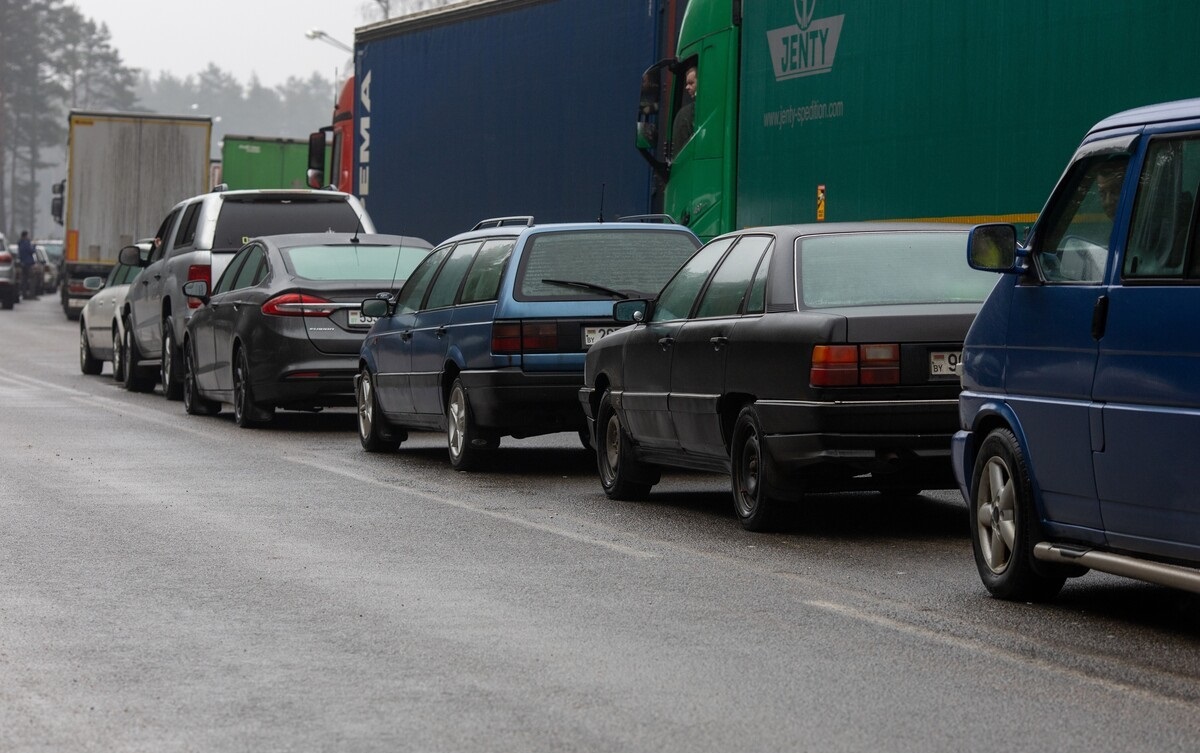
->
[613, 299, 651, 323]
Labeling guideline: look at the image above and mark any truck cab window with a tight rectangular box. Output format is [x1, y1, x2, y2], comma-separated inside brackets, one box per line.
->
[670, 61, 698, 161]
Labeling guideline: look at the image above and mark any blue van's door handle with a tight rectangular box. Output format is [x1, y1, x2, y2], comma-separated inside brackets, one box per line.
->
[1091, 295, 1109, 340]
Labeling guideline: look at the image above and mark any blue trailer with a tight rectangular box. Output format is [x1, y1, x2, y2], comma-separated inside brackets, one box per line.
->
[352, 0, 680, 243]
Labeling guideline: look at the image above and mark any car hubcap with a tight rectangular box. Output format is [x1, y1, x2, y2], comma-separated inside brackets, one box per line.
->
[113, 331, 122, 375]
[79, 327, 88, 366]
[448, 389, 466, 458]
[736, 437, 760, 517]
[358, 376, 373, 438]
[603, 415, 621, 483]
[977, 456, 1017, 573]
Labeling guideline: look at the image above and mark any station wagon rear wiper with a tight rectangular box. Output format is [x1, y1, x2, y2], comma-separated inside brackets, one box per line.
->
[541, 278, 629, 299]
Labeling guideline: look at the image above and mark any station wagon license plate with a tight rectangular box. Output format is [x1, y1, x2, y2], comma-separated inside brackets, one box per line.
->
[583, 326, 622, 346]
[929, 350, 961, 377]
[348, 310, 376, 327]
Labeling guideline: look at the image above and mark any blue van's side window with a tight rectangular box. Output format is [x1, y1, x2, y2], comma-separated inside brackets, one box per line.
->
[1124, 136, 1200, 280]
[1038, 155, 1130, 283]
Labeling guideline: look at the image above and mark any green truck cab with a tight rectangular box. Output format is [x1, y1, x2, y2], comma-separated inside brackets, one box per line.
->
[640, 0, 1200, 239]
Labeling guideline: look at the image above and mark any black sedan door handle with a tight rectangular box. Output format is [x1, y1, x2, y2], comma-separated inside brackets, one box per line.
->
[709, 336, 728, 350]
[658, 336, 674, 351]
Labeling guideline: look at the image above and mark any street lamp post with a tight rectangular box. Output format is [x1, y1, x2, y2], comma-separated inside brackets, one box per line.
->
[305, 29, 352, 53]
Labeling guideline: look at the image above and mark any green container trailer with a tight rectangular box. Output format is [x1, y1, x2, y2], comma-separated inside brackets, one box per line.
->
[218, 135, 313, 190]
[641, 0, 1200, 238]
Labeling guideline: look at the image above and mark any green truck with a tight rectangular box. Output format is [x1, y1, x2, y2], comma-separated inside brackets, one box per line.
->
[218, 135, 314, 190]
[641, 0, 1200, 239]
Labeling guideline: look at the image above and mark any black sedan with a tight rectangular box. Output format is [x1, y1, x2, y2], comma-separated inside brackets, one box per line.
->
[579, 223, 998, 531]
[181, 232, 432, 426]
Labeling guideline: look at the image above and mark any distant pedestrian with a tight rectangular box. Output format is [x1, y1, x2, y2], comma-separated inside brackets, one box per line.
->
[17, 231, 38, 299]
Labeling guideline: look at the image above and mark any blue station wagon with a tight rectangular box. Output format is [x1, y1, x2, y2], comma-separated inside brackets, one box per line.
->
[355, 217, 701, 469]
[955, 98, 1200, 600]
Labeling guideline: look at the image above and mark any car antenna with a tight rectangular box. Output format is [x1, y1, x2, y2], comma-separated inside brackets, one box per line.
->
[597, 183, 606, 222]
[351, 213, 363, 244]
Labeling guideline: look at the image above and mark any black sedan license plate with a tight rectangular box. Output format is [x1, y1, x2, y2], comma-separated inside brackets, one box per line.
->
[929, 350, 961, 377]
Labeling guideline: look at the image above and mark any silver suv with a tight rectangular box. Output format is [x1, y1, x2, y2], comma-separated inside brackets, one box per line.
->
[119, 188, 374, 395]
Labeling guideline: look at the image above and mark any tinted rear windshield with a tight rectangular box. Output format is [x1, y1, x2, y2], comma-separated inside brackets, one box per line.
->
[798, 231, 997, 308]
[213, 199, 364, 251]
[282, 244, 431, 281]
[517, 229, 699, 300]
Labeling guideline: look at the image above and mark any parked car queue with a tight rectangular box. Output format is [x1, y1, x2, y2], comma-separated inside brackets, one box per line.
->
[73, 97, 1200, 606]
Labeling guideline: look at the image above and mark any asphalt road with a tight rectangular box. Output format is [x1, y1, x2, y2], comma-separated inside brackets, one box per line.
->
[2, 296, 1199, 752]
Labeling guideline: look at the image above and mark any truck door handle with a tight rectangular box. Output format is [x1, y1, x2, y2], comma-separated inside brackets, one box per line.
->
[658, 336, 674, 351]
[709, 336, 728, 350]
[1091, 295, 1109, 340]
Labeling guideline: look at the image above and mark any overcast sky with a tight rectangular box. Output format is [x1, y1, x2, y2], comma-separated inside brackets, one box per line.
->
[68, 0, 380, 87]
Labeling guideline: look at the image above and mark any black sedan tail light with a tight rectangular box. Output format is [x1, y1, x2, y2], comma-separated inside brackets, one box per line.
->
[811, 344, 900, 386]
[262, 293, 337, 317]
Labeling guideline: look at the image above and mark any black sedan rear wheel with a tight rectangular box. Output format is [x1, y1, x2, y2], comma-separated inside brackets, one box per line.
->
[183, 340, 220, 416]
[731, 406, 783, 532]
[232, 348, 273, 428]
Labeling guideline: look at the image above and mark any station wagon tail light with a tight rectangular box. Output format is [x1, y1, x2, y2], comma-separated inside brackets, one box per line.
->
[262, 293, 336, 317]
[811, 344, 900, 386]
[491, 320, 558, 354]
[186, 264, 210, 309]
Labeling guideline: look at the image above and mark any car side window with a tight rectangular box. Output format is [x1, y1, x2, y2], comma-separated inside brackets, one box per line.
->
[105, 265, 120, 286]
[745, 243, 774, 314]
[173, 202, 202, 252]
[213, 248, 250, 295]
[231, 246, 266, 291]
[425, 241, 482, 310]
[651, 236, 735, 322]
[150, 209, 180, 263]
[694, 235, 773, 318]
[459, 239, 515, 304]
[118, 263, 139, 285]
[396, 246, 451, 314]
[1036, 154, 1130, 283]
[1124, 135, 1200, 280]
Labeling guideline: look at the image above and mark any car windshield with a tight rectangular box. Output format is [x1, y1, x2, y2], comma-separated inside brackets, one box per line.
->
[212, 199, 364, 252]
[517, 229, 698, 300]
[798, 230, 997, 308]
[282, 244, 431, 281]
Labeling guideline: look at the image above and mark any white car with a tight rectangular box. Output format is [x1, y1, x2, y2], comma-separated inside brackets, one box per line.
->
[79, 243, 150, 379]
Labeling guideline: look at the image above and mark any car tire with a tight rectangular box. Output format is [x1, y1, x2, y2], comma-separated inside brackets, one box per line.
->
[357, 368, 404, 452]
[183, 340, 220, 416]
[232, 348, 273, 428]
[121, 320, 156, 393]
[596, 390, 657, 500]
[111, 326, 126, 383]
[79, 321, 102, 375]
[161, 317, 184, 401]
[1, 287, 13, 310]
[968, 428, 1068, 602]
[446, 378, 496, 471]
[731, 405, 784, 532]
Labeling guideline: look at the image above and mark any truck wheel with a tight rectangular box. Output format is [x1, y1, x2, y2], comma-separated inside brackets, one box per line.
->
[121, 322, 156, 393]
[731, 406, 784, 532]
[111, 327, 125, 382]
[160, 317, 184, 400]
[968, 428, 1066, 602]
[79, 321, 102, 375]
[357, 368, 404, 452]
[232, 348, 273, 427]
[596, 389, 657, 500]
[183, 340, 220, 416]
[446, 378, 496, 470]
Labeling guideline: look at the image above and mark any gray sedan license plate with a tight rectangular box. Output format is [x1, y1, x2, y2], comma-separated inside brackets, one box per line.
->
[929, 350, 961, 377]
[584, 326, 621, 346]
[348, 310, 376, 327]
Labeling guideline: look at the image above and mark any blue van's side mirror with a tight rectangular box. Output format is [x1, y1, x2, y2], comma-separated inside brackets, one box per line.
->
[967, 224, 1020, 273]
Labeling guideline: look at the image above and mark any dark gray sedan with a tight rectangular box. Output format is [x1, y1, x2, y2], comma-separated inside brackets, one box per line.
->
[181, 232, 432, 427]
[579, 223, 999, 531]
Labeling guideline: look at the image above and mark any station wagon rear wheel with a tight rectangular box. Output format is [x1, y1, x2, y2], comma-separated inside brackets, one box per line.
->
[596, 390, 656, 500]
[731, 406, 783, 532]
[446, 378, 496, 471]
[357, 369, 403, 452]
[79, 320, 102, 375]
[969, 428, 1066, 601]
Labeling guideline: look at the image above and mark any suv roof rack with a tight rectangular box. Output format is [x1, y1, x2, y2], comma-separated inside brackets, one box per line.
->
[472, 216, 535, 230]
[616, 213, 677, 224]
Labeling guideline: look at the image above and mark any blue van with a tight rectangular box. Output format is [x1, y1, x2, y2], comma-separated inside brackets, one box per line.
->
[954, 98, 1200, 601]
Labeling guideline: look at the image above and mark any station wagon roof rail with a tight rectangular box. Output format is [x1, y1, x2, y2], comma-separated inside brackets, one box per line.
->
[471, 216, 535, 230]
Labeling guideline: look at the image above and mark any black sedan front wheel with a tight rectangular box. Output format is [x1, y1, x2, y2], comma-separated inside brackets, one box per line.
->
[183, 340, 220, 416]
